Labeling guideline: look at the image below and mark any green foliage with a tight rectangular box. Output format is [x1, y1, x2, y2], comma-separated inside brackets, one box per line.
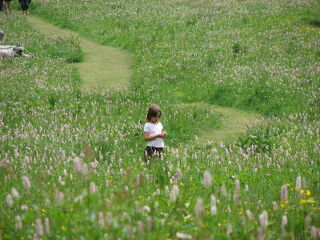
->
[236, 121, 287, 152]
[46, 36, 83, 63]
[0, 1, 320, 239]
[33, 0, 320, 116]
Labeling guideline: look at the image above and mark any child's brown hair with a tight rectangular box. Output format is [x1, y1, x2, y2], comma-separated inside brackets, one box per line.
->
[146, 104, 162, 121]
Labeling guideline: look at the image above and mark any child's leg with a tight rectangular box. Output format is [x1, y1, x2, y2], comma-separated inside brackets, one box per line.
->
[3, 1, 7, 13]
[7, 1, 11, 14]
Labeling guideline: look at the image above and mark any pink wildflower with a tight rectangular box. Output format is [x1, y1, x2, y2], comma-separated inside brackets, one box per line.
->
[15, 216, 22, 229]
[203, 170, 212, 187]
[6, 194, 13, 207]
[281, 184, 288, 201]
[195, 198, 204, 217]
[259, 210, 268, 229]
[22, 176, 31, 191]
[170, 185, 179, 202]
[35, 218, 43, 237]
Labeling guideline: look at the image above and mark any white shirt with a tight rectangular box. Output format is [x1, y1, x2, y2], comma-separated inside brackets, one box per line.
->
[144, 122, 164, 148]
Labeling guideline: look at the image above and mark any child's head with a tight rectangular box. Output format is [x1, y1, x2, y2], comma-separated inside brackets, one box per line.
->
[147, 104, 162, 123]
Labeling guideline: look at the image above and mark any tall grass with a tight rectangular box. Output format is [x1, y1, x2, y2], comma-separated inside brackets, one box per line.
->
[0, 0, 319, 239]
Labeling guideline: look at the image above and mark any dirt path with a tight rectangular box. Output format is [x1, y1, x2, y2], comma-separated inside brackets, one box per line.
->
[198, 105, 260, 144]
[27, 15, 131, 92]
[27, 15, 260, 143]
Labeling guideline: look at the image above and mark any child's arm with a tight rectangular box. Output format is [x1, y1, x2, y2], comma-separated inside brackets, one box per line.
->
[144, 132, 166, 141]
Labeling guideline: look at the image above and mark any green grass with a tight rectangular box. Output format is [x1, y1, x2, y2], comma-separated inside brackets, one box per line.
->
[0, 0, 320, 239]
[27, 15, 131, 91]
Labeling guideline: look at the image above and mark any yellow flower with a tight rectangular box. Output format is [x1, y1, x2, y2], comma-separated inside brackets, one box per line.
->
[306, 190, 311, 196]
[300, 199, 307, 204]
[61, 226, 67, 231]
[308, 198, 315, 203]
[41, 208, 46, 215]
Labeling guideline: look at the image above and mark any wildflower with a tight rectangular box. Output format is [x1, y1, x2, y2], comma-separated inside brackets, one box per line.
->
[136, 221, 144, 235]
[98, 212, 104, 228]
[176, 232, 192, 239]
[300, 199, 308, 204]
[233, 179, 240, 203]
[35, 218, 44, 237]
[295, 175, 302, 191]
[14, 148, 19, 158]
[272, 201, 278, 210]
[73, 157, 82, 173]
[15, 216, 22, 229]
[246, 210, 255, 221]
[281, 184, 288, 201]
[221, 183, 227, 198]
[281, 215, 288, 226]
[21, 205, 28, 210]
[226, 223, 232, 236]
[311, 226, 320, 238]
[210, 194, 217, 216]
[258, 226, 264, 240]
[146, 216, 153, 232]
[170, 185, 179, 202]
[58, 176, 65, 186]
[6, 194, 13, 207]
[104, 199, 111, 208]
[60, 226, 66, 231]
[281, 215, 287, 234]
[195, 198, 204, 217]
[44, 217, 50, 234]
[22, 176, 31, 191]
[173, 168, 183, 183]
[45, 198, 51, 207]
[142, 205, 151, 213]
[305, 215, 311, 229]
[308, 197, 315, 203]
[202, 170, 212, 187]
[11, 188, 20, 199]
[106, 212, 112, 227]
[90, 182, 97, 194]
[259, 210, 268, 229]
[56, 191, 64, 202]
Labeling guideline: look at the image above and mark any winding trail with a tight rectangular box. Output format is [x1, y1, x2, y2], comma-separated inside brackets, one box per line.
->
[27, 15, 131, 92]
[198, 105, 260, 144]
[27, 15, 260, 144]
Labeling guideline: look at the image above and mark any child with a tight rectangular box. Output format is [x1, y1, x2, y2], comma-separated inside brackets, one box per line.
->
[3, 0, 12, 15]
[19, 0, 31, 15]
[144, 104, 167, 161]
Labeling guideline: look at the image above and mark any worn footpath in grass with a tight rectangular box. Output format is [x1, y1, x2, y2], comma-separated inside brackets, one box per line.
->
[27, 15, 131, 92]
[27, 14, 243, 144]
[198, 104, 260, 144]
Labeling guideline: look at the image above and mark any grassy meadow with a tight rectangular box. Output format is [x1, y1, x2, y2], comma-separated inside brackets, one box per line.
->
[1, 0, 320, 239]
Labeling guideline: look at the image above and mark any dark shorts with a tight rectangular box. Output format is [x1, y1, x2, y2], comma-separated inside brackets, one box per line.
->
[144, 146, 163, 161]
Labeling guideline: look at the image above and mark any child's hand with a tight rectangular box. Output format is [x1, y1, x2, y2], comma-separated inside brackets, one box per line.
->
[161, 131, 168, 138]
